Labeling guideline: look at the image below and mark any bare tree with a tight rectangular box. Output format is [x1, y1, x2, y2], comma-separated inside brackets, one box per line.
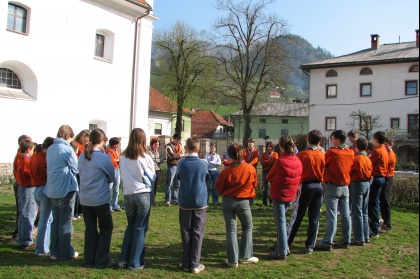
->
[348, 110, 383, 140]
[212, 0, 289, 145]
[153, 22, 213, 134]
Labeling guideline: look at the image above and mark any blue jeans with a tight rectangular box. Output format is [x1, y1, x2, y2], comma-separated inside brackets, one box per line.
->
[221, 197, 254, 264]
[165, 165, 179, 203]
[17, 186, 36, 246]
[110, 168, 121, 210]
[207, 170, 220, 204]
[50, 191, 76, 260]
[350, 181, 370, 242]
[368, 177, 385, 235]
[273, 200, 290, 256]
[320, 184, 351, 245]
[82, 203, 113, 268]
[120, 192, 151, 270]
[34, 186, 52, 255]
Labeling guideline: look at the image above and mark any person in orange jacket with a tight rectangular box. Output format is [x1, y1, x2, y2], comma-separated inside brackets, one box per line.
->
[244, 138, 259, 168]
[260, 141, 278, 206]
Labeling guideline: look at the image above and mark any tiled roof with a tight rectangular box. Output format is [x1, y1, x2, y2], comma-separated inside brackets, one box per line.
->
[301, 42, 419, 70]
[149, 87, 193, 115]
[192, 111, 233, 138]
[125, 0, 152, 9]
[232, 102, 309, 117]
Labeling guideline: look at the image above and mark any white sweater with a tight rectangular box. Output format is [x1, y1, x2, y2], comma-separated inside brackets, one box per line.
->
[120, 153, 156, 195]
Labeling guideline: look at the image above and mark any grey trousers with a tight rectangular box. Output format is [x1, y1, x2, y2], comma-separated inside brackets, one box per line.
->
[179, 208, 207, 269]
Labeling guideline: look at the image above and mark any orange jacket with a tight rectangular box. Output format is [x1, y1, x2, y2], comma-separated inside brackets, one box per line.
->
[387, 150, 397, 177]
[244, 148, 259, 167]
[296, 148, 325, 183]
[30, 151, 47, 186]
[216, 162, 257, 199]
[350, 152, 373, 182]
[370, 144, 389, 177]
[106, 147, 120, 169]
[222, 153, 233, 167]
[324, 146, 354, 186]
[76, 141, 84, 157]
[15, 155, 32, 187]
[260, 151, 279, 171]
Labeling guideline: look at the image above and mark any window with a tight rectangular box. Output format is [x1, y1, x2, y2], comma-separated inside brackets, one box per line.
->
[360, 68, 373, 75]
[259, 129, 266, 138]
[405, 81, 418, 95]
[94, 30, 115, 62]
[282, 119, 288, 124]
[360, 116, 372, 130]
[360, 83, 372, 97]
[154, 123, 162, 135]
[281, 129, 289, 136]
[390, 118, 400, 129]
[408, 114, 419, 139]
[326, 85, 337, 98]
[7, 3, 27, 33]
[409, 65, 419, 72]
[89, 124, 98, 131]
[325, 117, 336, 131]
[326, 70, 338, 77]
[259, 119, 266, 123]
[0, 68, 21, 89]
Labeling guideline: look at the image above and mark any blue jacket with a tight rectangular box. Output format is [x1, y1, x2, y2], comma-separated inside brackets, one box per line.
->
[78, 148, 115, 207]
[177, 153, 209, 209]
[44, 137, 78, 199]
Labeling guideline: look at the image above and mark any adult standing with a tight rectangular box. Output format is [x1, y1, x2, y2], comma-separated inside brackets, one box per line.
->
[147, 138, 165, 206]
[244, 138, 259, 168]
[347, 130, 359, 154]
[204, 143, 222, 205]
[44, 125, 79, 260]
[73, 129, 90, 219]
[216, 143, 259, 268]
[260, 141, 278, 206]
[119, 128, 156, 270]
[164, 133, 184, 206]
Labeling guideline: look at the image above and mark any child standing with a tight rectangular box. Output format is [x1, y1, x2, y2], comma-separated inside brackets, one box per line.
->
[177, 138, 209, 274]
[260, 141, 278, 206]
[204, 143, 221, 205]
[106, 137, 122, 212]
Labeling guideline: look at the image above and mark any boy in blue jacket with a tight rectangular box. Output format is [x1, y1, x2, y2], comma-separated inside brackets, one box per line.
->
[177, 137, 209, 274]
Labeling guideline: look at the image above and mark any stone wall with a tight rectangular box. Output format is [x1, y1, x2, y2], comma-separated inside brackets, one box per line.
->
[0, 163, 14, 185]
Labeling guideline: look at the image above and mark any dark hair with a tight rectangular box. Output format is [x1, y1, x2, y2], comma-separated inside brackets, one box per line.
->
[109, 137, 121, 146]
[385, 136, 394, 146]
[367, 141, 375, 152]
[19, 139, 34, 153]
[70, 141, 79, 153]
[307, 130, 323, 145]
[227, 143, 244, 162]
[75, 129, 90, 143]
[123, 128, 147, 160]
[150, 138, 160, 147]
[173, 133, 181, 140]
[35, 137, 54, 153]
[347, 130, 358, 138]
[17, 134, 32, 145]
[279, 136, 295, 154]
[186, 137, 200, 152]
[373, 131, 386, 144]
[84, 129, 105, 160]
[330, 130, 346, 144]
[265, 141, 274, 150]
[57, 125, 74, 140]
[356, 138, 368, 151]
[248, 138, 255, 143]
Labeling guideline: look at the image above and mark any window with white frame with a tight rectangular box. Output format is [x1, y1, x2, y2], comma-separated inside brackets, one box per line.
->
[390, 118, 400, 129]
[94, 30, 114, 62]
[325, 117, 336, 131]
[326, 85, 337, 98]
[360, 83, 372, 97]
[7, 3, 28, 34]
[326, 70, 338, 77]
[360, 115, 372, 130]
[405, 80, 418, 95]
[154, 123, 162, 135]
[0, 68, 21, 89]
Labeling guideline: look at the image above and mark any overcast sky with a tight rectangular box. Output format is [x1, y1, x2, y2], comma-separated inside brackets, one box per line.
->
[152, 0, 419, 57]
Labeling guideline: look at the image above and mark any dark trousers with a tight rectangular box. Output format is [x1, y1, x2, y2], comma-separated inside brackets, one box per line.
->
[368, 177, 385, 235]
[380, 177, 394, 230]
[13, 181, 19, 238]
[287, 183, 323, 249]
[179, 208, 207, 269]
[152, 170, 161, 205]
[82, 203, 113, 268]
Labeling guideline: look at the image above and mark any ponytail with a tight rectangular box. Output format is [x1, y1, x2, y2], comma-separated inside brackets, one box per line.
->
[84, 142, 94, 160]
[279, 136, 295, 154]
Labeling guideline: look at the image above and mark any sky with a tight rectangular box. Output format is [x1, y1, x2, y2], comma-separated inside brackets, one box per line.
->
[151, 0, 419, 57]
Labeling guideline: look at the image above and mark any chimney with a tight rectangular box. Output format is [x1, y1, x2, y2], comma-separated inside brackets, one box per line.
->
[371, 34, 380, 49]
[416, 29, 419, 47]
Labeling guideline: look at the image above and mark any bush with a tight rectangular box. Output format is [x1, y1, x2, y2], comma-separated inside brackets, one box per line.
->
[392, 176, 419, 210]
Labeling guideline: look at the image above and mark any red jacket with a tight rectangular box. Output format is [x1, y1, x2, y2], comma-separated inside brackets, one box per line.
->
[296, 148, 325, 183]
[267, 153, 302, 203]
[370, 144, 389, 177]
[30, 151, 47, 186]
[324, 146, 354, 186]
[350, 152, 373, 182]
[387, 150, 397, 177]
[216, 162, 257, 199]
[15, 154, 32, 187]
[244, 148, 259, 167]
[260, 151, 279, 171]
[106, 147, 120, 169]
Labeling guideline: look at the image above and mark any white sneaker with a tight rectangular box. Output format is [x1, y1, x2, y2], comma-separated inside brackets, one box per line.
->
[191, 264, 205, 274]
[73, 252, 79, 259]
[240, 257, 259, 264]
[225, 259, 238, 268]
[164, 201, 171, 207]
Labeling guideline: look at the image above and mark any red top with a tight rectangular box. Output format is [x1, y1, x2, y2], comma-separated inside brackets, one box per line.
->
[13, 148, 20, 178]
[267, 153, 302, 203]
[15, 155, 32, 187]
[260, 151, 279, 171]
[324, 146, 354, 186]
[222, 153, 233, 166]
[244, 148, 259, 167]
[370, 144, 389, 177]
[350, 152, 373, 182]
[106, 147, 120, 169]
[30, 151, 47, 186]
[296, 148, 325, 183]
[387, 150, 397, 177]
[76, 141, 84, 157]
[216, 162, 257, 199]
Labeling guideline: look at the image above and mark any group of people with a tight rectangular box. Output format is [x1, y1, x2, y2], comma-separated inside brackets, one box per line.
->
[11, 125, 396, 274]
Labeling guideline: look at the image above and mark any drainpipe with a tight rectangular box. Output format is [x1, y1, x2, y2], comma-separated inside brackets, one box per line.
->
[130, 8, 152, 132]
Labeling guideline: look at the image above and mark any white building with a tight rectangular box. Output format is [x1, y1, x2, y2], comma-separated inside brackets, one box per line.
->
[301, 30, 419, 155]
[0, 0, 156, 163]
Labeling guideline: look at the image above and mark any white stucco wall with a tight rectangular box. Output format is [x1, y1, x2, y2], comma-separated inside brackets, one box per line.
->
[0, 0, 155, 162]
[308, 62, 419, 138]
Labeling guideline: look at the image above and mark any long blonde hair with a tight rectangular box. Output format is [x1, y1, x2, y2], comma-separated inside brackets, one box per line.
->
[123, 128, 147, 159]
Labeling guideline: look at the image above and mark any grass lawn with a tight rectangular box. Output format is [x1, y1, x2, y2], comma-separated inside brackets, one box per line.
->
[0, 184, 418, 279]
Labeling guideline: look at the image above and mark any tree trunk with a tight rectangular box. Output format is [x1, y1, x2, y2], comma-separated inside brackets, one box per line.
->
[242, 112, 252, 146]
[175, 106, 183, 135]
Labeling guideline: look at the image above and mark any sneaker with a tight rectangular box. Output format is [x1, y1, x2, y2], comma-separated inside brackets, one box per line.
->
[113, 208, 123, 212]
[191, 264, 205, 274]
[365, 238, 371, 244]
[305, 246, 313, 254]
[97, 259, 117, 268]
[225, 259, 238, 268]
[73, 252, 79, 259]
[240, 257, 259, 264]
[164, 201, 171, 207]
[118, 262, 127, 269]
[110, 209, 114, 213]
[369, 232, 379, 238]
[338, 241, 350, 249]
[315, 243, 332, 251]
[35, 252, 50, 257]
[179, 263, 190, 272]
[20, 243, 36, 250]
[50, 255, 58, 260]
[172, 201, 179, 205]
[269, 252, 287, 260]
[351, 240, 365, 247]
[128, 265, 144, 270]
[380, 223, 390, 232]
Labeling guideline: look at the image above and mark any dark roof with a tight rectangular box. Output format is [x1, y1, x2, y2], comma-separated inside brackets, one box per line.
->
[149, 87, 193, 115]
[192, 111, 233, 138]
[301, 42, 419, 70]
[125, 0, 152, 9]
[232, 103, 309, 117]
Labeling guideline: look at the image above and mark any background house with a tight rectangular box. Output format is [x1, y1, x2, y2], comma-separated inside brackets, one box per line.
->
[301, 30, 419, 164]
[0, 0, 156, 163]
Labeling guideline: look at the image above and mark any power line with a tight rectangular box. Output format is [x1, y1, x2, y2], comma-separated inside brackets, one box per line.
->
[313, 95, 419, 107]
